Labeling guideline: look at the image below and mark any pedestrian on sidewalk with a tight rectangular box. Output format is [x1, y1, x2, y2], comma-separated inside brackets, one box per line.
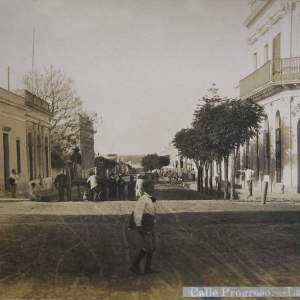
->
[117, 174, 126, 200]
[191, 168, 196, 182]
[87, 171, 98, 201]
[54, 173, 67, 201]
[28, 183, 42, 201]
[8, 169, 18, 198]
[130, 180, 159, 275]
[244, 168, 255, 199]
[215, 172, 219, 187]
[135, 174, 143, 199]
[107, 173, 117, 200]
[128, 176, 136, 200]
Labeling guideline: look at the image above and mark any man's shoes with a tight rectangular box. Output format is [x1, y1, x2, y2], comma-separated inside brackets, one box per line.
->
[130, 264, 142, 275]
[144, 268, 160, 275]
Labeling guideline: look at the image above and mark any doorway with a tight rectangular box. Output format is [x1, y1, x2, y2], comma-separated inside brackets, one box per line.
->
[3, 133, 10, 191]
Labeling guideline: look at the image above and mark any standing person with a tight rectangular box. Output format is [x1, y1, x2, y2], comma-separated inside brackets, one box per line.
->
[87, 171, 98, 201]
[70, 147, 82, 179]
[117, 174, 126, 200]
[8, 169, 18, 198]
[54, 173, 67, 201]
[127, 176, 136, 200]
[215, 172, 219, 187]
[244, 168, 255, 199]
[130, 180, 159, 275]
[153, 170, 159, 183]
[191, 168, 196, 182]
[107, 173, 117, 200]
[28, 183, 41, 201]
[135, 174, 143, 199]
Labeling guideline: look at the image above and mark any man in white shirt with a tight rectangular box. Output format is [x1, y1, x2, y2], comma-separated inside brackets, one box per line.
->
[8, 169, 18, 198]
[130, 180, 159, 275]
[135, 174, 143, 199]
[87, 171, 98, 200]
[244, 168, 255, 199]
[28, 182, 41, 201]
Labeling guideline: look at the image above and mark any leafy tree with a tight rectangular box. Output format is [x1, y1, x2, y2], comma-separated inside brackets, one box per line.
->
[193, 87, 230, 198]
[215, 98, 264, 199]
[22, 65, 100, 165]
[193, 84, 264, 199]
[175, 84, 265, 200]
[173, 128, 212, 192]
[141, 154, 160, 172]
[158, 155, 170, 168]
[94, 156, 118, 172]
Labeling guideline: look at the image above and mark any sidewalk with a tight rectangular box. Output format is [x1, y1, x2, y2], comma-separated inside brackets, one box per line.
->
[183, 181, 300, 203]
[0, 188, 58, 202]
[0, 187, 86, 202]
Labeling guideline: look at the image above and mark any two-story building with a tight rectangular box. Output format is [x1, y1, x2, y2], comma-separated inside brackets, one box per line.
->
[239, 0, 300, 192]
[0, 88, 52, 194]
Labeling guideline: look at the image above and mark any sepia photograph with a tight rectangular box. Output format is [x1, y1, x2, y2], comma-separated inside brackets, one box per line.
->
[1, 0, 300, 299]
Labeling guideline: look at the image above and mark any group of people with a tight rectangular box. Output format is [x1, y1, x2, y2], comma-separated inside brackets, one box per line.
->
[86, 172, 145, 201]
[8, 168, 41, 201]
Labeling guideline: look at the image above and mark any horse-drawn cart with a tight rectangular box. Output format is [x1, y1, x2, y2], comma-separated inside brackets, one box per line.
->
[162, 166, 183, 185]
[65, 161, 107, 201]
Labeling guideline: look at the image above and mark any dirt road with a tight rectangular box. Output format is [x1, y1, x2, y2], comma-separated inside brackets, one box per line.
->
[0, 199, 300, 300]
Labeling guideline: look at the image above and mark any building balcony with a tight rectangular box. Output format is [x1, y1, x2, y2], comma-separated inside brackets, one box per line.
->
[240, 57, 300, 100]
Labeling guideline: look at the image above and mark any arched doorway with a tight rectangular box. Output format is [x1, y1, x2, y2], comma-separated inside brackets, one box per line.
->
[263, 116, 270, 174]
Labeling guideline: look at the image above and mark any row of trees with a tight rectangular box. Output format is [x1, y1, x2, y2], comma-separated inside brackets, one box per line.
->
[22, 65, 100, 166]
[173, 85, 265, 200]
[141, 154, 170, 172]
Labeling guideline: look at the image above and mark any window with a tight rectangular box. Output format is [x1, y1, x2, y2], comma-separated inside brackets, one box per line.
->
[275, 111, 281, 182]
[263, 117, 270, 174]
[45, 136, 49, 177]
[253, 52, 258, 71]
[264, 44, 269, 63]
[28, 132, 33, 180]
[16, 139, 21, 174]
[37, 134, 41, 180]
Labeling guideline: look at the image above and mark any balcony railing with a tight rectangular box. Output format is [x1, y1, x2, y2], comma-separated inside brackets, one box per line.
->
[240, 57, 300, 98]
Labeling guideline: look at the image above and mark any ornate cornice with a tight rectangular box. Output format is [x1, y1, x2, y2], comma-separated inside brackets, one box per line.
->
[244, 0, 275, 29]
[245, 0, 295, 45]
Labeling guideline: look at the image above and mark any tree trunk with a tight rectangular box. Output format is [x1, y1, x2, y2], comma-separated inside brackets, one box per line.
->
[197, 166, 201, 192]
[230, 149, 238, 200]
[204, 162, 209, 195]
[199, 166, 204, 193]
[224, 157, 229, 200]
[218, 161, 222, 198]
[209, 160, 213, 196]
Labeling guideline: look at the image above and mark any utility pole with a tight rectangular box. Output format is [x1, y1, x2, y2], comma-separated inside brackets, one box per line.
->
[7, 66, 10, 91]
[31, 27, 35, 92]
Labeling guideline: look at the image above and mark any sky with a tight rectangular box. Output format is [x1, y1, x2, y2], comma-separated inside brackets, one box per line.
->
[0, 0, 250, 155]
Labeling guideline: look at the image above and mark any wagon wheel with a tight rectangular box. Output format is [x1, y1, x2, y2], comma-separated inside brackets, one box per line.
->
[164, 170, 178, 184]
[65, 164, 72, 201]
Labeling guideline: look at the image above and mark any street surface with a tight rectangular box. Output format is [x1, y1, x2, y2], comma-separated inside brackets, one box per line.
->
[0, 184, 300, 300]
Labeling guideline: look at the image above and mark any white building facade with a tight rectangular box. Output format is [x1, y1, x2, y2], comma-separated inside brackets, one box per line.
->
[239, 0, 300, 192]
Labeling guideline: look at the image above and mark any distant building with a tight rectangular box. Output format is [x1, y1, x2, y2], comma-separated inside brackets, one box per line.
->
[238, 0, 300, 192]
[106, 154, 118, 161]
[77, 113, 95, 170]
[0, 88, 52, 194]
[162, 142, 194, 176]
